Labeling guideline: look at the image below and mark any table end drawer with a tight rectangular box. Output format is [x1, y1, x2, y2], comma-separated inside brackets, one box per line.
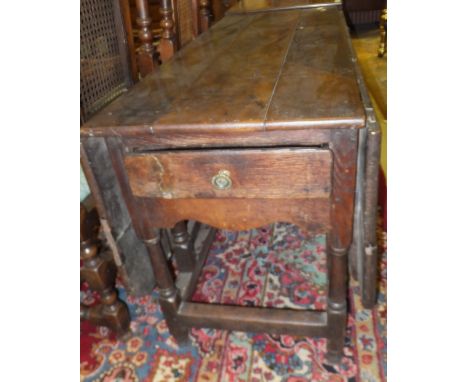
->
[124, 148, 332, 200]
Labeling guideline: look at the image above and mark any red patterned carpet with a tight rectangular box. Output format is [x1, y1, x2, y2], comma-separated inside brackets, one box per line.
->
[81, 222, 386, 382]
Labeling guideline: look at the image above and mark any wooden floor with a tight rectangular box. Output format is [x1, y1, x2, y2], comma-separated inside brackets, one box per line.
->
[352, 27, 387, 177]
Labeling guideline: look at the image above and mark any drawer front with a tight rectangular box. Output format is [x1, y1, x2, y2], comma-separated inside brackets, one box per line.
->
[124, 148, 332, 199]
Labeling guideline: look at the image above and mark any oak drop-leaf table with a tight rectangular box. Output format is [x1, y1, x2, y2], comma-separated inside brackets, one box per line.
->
[80, 1, 381, 363]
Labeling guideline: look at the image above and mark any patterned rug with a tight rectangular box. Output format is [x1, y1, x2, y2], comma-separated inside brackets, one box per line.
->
[81, 222, 387, 382]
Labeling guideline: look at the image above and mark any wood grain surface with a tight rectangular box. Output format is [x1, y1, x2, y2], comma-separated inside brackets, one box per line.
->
[124, 148, 332, 199]
[136, 197, 331, 232]
[81, 6, 365, 137]
[79, 0, 373, 360]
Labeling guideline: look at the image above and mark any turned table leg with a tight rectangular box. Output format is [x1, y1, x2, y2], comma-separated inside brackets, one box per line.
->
[326, 130, 358, 363]
[171, 221, 195, 272]
[143, 231, 189, 344]
[326, 244, 348, 364]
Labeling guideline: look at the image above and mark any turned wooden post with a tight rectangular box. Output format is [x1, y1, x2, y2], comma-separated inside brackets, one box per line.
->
[158, 0, 177, 62]
[326, 243, 348, 364]
[199, 0, 212, 33]
[171, 221, 195, 272]
[80, 204, 131, 335]
[135, 0, 157, 77]
[326, 130, 358, 364]
[142, 229, 190, 343]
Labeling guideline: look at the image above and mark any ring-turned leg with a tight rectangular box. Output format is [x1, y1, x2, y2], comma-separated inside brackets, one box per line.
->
[143, 232, 189, 344]
[158, 0, 176, 62]
[326, 244, 348, 364]
[135, 0, 157, 77]
[326, 130, 359, 363]
[171, 221, 195, 272]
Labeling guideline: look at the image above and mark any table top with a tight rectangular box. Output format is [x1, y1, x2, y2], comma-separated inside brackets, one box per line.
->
[81, 6, 365, 137]
[227, 0, 340, 14]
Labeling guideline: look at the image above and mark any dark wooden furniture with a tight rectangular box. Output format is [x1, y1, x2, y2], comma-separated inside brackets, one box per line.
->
[81, 0, 158, 295]
[80, 204, 131, 334]
[81, 1, 380, 363]
[81, 0, 217, 295]
[129, 0, 219, 75]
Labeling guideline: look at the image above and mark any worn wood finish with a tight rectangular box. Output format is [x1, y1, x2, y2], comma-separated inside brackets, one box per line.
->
[326, 129, 358, 363]
[80, 7, 365, 136]
[124, 148, 331, 199]
[123, 128, 331, 151]
[81, 150, 124, 277]
[136, 197, 331, 232]
[145, 234, 190, 343]
[264, 9, 364, 131]
[80, 4, 379, 362]
[80, 204, 131, 335]
[361, 127, 380, 307]
[325, 245, 348, 363]
[329, 130, 359, 249]
[178, 303, 328, 336]
[81, 139, 156, 295]
[338, 11, 381, 308]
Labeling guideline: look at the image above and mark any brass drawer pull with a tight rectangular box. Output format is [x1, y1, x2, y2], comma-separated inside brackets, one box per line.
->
[212, 170, 232, 190]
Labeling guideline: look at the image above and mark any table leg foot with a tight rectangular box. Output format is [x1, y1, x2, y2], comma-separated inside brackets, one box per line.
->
[326, 244, 348, 364]
[325, 349, 343, 365]
[362, 244, 378, 309]
[159, 287, 189, 344]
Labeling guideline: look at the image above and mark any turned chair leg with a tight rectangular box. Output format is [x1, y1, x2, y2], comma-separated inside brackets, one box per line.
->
[143, 231, 190, 344]
[171, 221, 195, 272]
[135, 0, 157, 76]
[158, 0, 177, 62]
[80, 205, 131, 335]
